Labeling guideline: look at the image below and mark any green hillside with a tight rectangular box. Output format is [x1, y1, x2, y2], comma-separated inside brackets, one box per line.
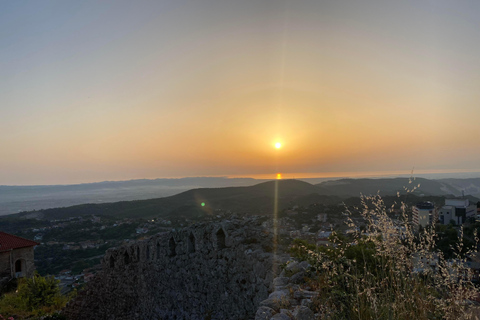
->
[6, 178, 478, 222]
[317, 178, 456, 197]
[10, 180, 336, 221]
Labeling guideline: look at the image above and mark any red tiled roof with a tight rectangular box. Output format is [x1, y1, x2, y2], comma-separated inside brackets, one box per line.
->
[0, 232, 39, 252]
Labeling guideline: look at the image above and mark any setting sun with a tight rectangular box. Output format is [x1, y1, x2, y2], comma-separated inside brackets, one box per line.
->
[275, 142, 282, 149]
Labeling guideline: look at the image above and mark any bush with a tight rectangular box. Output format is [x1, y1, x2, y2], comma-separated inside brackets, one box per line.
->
[0, 273, 72, 319]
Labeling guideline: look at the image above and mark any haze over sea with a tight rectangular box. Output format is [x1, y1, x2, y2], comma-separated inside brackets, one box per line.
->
[235, 169, 480, 181]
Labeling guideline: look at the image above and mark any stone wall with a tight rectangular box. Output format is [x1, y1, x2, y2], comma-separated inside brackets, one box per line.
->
[255, 261, 318, 320]
[64, 218, 284, 320]
[0, 251, 11, 276]
[0, 247, 36, 278]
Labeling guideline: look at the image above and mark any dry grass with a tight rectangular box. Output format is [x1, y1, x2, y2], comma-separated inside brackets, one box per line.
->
[291, 190, 480, 320]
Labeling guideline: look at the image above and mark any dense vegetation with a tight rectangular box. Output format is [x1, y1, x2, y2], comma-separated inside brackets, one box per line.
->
[35, 244, 107, 275]
[0, 273, 72, 319]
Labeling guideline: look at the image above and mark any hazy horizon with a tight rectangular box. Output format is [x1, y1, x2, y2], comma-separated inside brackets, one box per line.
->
[2, 169, 480, 187]
[3, 1, 480, 185]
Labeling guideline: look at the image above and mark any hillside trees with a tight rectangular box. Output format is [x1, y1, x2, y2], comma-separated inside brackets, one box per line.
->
[0, 273, 72, 319]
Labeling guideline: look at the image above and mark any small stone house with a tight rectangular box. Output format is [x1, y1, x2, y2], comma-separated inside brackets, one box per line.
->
[0, 232, 39, 279]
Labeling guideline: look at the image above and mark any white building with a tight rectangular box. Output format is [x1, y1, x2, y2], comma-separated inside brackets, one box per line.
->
[412, 202, 436, 229]
[438, 199, 476, 225]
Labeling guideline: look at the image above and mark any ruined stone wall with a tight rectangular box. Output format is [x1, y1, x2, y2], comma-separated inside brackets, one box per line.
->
[64, 218, 281, 320]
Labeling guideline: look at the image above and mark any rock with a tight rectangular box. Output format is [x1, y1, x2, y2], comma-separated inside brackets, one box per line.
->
[255, 306, 275, 320]
[269, 289, 289, 299]
[271, 313, 292, 320]
[254, 261, 266, 276]
[300, 299, 313, 308]
[273, 277, 289, 288]
[288, 271, 305, 284]
[260, 298, 282, 311]
[294, 306, 314, 320]
[293, 289, 318, 299]
[285, 261, 299, 273]
[297, 261, 310, 271]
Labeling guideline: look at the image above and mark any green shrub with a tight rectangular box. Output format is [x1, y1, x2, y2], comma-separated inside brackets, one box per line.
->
[17, 273, 64, 310]
[0, 273, 73, 319]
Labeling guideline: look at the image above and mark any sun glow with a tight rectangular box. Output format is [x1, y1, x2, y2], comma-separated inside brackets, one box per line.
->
[275, 142, 282, 149]
[276, 173, 282, 179]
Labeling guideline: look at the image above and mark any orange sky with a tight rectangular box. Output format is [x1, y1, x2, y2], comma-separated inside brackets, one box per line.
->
[2, 1, 480, 185]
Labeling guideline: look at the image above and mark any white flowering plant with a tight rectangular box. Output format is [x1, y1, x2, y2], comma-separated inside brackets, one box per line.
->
[289, 193, 480, 320]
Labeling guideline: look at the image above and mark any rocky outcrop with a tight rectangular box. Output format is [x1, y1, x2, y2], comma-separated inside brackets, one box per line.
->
[63, 218, 287, 320]
[255, 261, 319, 320]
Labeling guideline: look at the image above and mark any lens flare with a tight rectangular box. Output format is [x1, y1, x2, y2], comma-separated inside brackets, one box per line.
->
[272, 179, 279, 274]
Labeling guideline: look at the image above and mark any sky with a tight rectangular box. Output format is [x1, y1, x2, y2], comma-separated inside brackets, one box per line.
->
[2, 0, 480, 185]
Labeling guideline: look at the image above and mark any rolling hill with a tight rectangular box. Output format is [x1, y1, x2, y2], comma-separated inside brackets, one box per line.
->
[4, 178, 480, 222]
[8, 180, 340, 221]
[316, 178, 458, 197]
[0, 177, 268, 216]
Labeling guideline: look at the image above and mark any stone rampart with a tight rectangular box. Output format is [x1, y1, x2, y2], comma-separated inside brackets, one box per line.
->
[63, 218, 280, 320]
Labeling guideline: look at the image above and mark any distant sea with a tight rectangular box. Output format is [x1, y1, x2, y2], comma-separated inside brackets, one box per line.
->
[233, 169, 480, 181]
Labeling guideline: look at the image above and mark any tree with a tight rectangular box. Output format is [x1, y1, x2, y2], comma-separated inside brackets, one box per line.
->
[17, 272, 64, 310]
[0, 272, 71, 318]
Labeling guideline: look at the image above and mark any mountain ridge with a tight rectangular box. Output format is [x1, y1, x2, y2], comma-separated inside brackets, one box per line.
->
[3, 177, 480, 222]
